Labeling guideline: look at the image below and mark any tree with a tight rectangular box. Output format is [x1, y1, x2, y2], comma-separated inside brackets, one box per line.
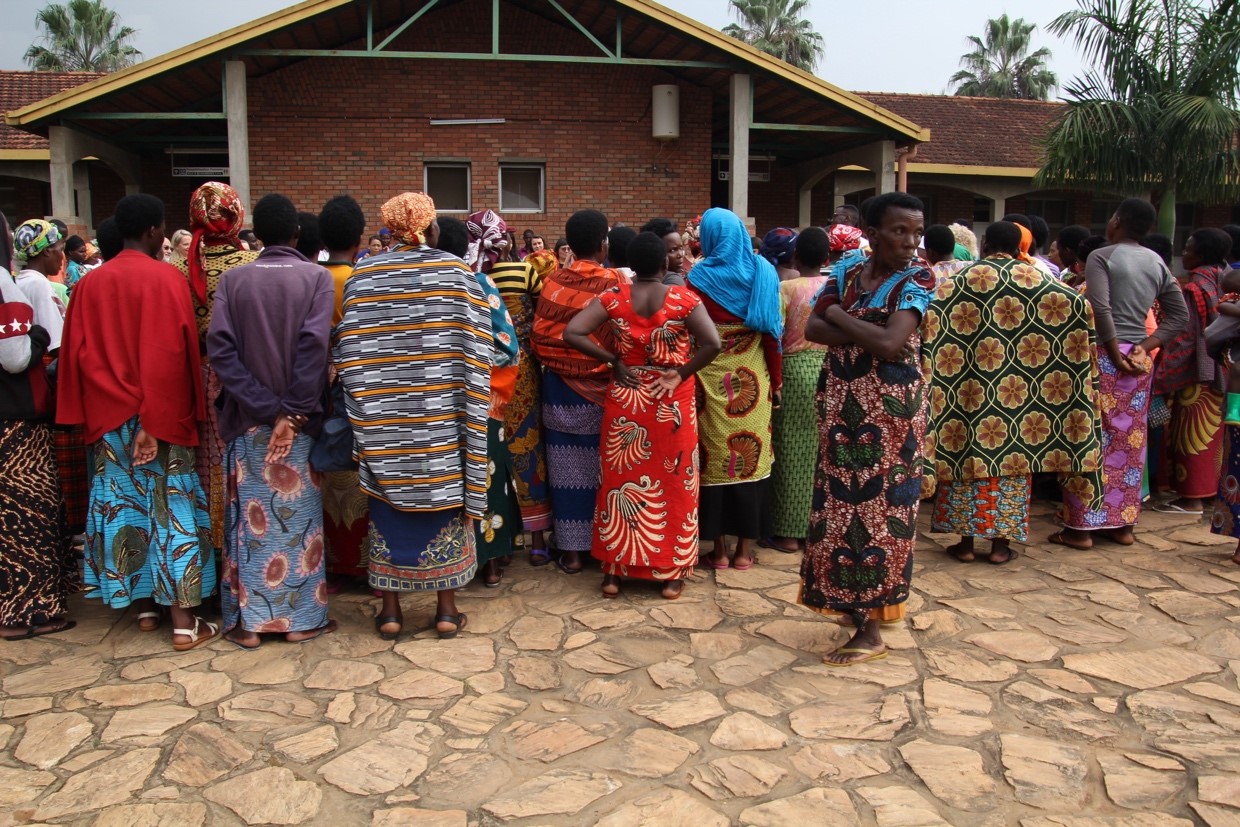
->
[722, 0, 825, 74]
[24, 0, 141, 72]
[950, 14, 1057, 100]
[1035, 0, 1240, 237]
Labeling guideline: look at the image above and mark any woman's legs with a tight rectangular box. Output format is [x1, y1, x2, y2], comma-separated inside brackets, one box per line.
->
[376, 590, 402, 638]
[435, 589, 466, 636]
[823, 618, 886, 665]
[706, 536, 729, 568]
[732, 538, 754, 569]
[946, 536, 976, 562]
[601, 573, 621, 597]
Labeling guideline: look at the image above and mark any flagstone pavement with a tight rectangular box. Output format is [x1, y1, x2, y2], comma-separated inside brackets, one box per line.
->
[3, 502, 1240, 826]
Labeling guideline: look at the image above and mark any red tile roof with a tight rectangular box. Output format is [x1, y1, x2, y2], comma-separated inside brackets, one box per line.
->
[0, 70, 101, 150]
[856, 92, 1065, 169]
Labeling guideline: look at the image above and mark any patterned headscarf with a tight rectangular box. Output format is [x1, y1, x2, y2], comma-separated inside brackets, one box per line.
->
[465, 209, 507, 272]
[381, 192, 437, 246]
[683, 215, 703, 257]
[1016, 223, 1037, 265]
[13, 219, 62, 262]
[526, 250, 559, 280]
[187, 182, 245, 305]
[828, 224, 864, 253]
[759, 227, 798, 267]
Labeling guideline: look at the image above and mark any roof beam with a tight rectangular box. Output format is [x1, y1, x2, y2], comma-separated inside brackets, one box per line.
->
[375, 0, 440, 51]
[546, 0, 613, 58]
[750, 121, 883, 135]
[67, 112, 227, 120]
[240, 48, 729, 68]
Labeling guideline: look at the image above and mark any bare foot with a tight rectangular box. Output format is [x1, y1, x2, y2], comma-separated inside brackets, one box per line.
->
[946, 539, 976, 562]
[226, 628, 261, 649]
[661, 580, 684, 600]
[285, 618, 338, 643]
[601, 574, 621, 598]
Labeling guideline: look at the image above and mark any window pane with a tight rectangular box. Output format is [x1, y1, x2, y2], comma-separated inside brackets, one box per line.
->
[501, 166, 543, 212]
[973, 197, 991, 223]
[426, 165, 470, 212]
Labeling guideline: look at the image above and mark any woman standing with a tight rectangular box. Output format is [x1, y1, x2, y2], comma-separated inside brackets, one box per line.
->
[491, 249, 554, 563]
[564, 232, 721, 599]
[337, 193, 491, 639]
[1152, 227, 1232, 515]
[801, 193, 934, 666]
[767, 227, 830, 553]
[926, 221, 1100, 563]
[207, 194, 336, 647]
[686, 208, 783, 570]
[1054, 199, 1188, 549]
[174, 182, 259, 561]
[0, 265, 74, 639]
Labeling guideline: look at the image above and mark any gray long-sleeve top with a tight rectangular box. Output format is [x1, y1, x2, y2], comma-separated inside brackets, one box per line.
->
[1084, 241, 1188, 346]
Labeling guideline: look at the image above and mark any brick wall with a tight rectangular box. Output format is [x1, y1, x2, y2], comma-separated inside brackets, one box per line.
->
[0, 175, 50, 224]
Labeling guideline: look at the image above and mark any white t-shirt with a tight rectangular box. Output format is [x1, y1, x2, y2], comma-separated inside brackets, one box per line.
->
[15, 269, 64, 350]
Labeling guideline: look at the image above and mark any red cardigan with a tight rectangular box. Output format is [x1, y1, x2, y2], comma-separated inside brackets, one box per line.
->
[57, 249, 204, 446]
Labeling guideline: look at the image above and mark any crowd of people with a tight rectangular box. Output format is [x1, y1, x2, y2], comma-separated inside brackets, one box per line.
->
[1, 182, 1237, 668]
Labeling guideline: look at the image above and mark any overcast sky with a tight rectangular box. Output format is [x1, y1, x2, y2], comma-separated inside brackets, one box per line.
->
[0, 0, 1090, 95]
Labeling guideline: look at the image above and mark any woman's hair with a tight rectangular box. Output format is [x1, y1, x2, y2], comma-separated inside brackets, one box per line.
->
[1078, 234, 1111, 266]
[861, 192, 925, 229]
[982, 221, 1022, 257]
[1028, 215, 1051, 253]
[794, 226, 830, 270]
[923, 225, 956, 256]
[1057, 225, 1090, 258]
[565, 209, 609, 257]
[627, 231, 668, 278]
[295, 211, 321, 260]
[554, 237, 570, 252]
[1222, 224, 1240, 262]
[608, 226, 637, 268]
[96, 217, 123, 260]
[114, 194, 165, 240]
[1138, 233, 1174, 266]
[639, 217, 677, 238]
[319, 195, 366, 252]
[253, 193, 298, 247]
[65, 234, 87, 253]
[1114, 198, 1157, 237]
[435, 216, 470, 260]
[170, 228, 191, 251]
[1189, 227, 1233, 266]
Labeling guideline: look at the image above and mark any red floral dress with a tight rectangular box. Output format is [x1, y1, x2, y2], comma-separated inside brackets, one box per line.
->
[591, 283, 701, 581]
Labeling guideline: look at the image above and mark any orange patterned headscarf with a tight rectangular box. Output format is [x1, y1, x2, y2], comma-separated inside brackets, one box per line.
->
[381, 192, 436, 246]
[525, 250, 558, 280]
[187, 181, 245, 306]
[1016, 223, 1037, 265]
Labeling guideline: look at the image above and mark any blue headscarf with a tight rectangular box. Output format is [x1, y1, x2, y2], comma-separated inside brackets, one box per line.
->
[688, 208, 782, 339]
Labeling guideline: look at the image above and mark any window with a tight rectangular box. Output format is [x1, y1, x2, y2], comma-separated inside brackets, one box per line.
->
[500, 164, 544, 213]
[910, 193, 935, 224]
[425, 163, 470, 212]
[972, 197, 992, 223]
[1091, 199, 1123, 236]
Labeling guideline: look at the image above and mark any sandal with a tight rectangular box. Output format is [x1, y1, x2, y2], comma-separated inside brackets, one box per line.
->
[225, 629, 261, 650]
[286, 618, 338, 644]
[1094, 528, 1135, 546]
[661, 580, 684, 600]
[171, 617, 219, 652]
[2, 619, 76, 641]
[821, 645, 888, 667]
[529, 548, 552, 567]
[946, 542, 976, 563]
[1048, 530, 1092, 551]
[482, 560, 503, 589]
[555, 553, 582, 575]
[1152, 501, 1204, 515]
[136, 611, 161, 632]
[375, 615, 402, 641]
[987, 546, 1019, 565]
[435, 612, 468, 640]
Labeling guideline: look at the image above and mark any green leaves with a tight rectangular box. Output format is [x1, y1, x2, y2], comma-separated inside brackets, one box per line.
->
[722, 0, 826, 73]
[950, 14, 1058, 100]
[24, 0, 142, 72]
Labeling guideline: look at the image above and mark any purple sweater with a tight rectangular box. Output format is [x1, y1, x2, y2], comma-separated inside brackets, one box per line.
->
[206, 245, 334, 442]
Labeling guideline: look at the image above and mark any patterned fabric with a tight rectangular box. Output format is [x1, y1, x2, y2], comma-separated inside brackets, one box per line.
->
[367, 498, 477, 591]
[1169, 383, 1224, 499]
[84, 417, 217, 608]
[1211, 424, 1240, 538]
[779, 275, 828, 355]
[322, 469, 369, 577]
[543, 371, 601, 553]
[759, 227, 798, 267]
[932, 475, 1032, 541]
[531, 259, 624, 403]
[0, 421, 72, 628]
[490, 261, 550, 532]
[828, 224, 863, 253]
[476, 418, 521, 565]
[380, 193, 436, 246]
[476, 272, 519, 369]
[336, 244, 491, 516]
[771, 349, 823, 539]
[466, 210, 507, 273]
[194, 364, 227, 551]
[1061, 345, 1152, 529]
[930, 259, 968, 286]
[222, 429, 328, 633]
[689, 208, 782, 339]
[186, 182, 246, 307]
[924, 256, 1102, 483]
[1155, 265, 1224, 395]
[591, 283, 700, 581]
[799, 260, 934, 623]
[173, 245, 261, 342]
[13, 220, 61, 260]
[697, 322, 775, 486]
[53, 424, 88, 534]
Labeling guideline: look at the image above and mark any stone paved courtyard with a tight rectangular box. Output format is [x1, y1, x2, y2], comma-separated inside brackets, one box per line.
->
[3, 502, 1240, 826]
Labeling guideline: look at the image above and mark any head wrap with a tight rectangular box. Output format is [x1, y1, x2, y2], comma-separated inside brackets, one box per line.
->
[953, 243, 972, 263]
[187, 182, 246, 306]
[759, 227, 798, 267]
[526, 249, 559, 280]
[950, 223, 979, 260]
[828, 224, 864, 253]
[381, 193, 437, 246]
[13, 219, 62, 262]
[1016, 223, 1037, 265]
[689, 208, 782, 338]
[465, 209, 507, 272]
[683, 215, 702, 257]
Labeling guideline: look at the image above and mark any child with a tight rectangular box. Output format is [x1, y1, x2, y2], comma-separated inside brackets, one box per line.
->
[1208, 267, 1240, 425]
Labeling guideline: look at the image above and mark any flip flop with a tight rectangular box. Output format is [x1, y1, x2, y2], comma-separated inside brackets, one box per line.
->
[435, 612, 468, 640]
[136, 611, 161, 632]
[946, 542, 976, 562]
[1094, 529, 1135, 546]
[171, 617, 219, 652]
[529, 549, 552, 567]
[286, 618, 338, 644]
[1048, 531, 1092, 551]
[2, 619, 76, 641]
[987, 547, 1020, 565]
[706, 554, 730, 570]
[1152, 502, 1204, 515]
[225, 631, 261, 651]
[731, 556, 755, 571]
[555, 554, 582, 575]
[821, 646, 889, 667]
[374, 615, 402, 641]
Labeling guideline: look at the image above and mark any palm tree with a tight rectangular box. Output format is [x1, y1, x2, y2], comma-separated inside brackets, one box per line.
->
[722, 0, 825, 74]
[24, 0, 141, 72]
[1035, 0, 1240, 237]
[950, 15, 1057, 100]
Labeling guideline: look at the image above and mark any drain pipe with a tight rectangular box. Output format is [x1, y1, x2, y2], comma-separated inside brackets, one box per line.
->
[896, 144, 920, 192]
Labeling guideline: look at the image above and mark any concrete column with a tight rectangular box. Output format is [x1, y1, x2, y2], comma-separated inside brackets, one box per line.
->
[73, 162, 92, 229]
[728, 73, 750, 220]
[224, 60, 251, 217]
[797, 185, 813, 229]
[49, 126, 78, 222]
[872, 140, 897, 194]
[990, 196, 1006, 221]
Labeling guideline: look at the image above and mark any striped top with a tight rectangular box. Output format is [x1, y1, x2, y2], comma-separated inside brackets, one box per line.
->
[335, 244, 492, 516]
[531, 259, 623, 380]
[489, 260, 545, 301]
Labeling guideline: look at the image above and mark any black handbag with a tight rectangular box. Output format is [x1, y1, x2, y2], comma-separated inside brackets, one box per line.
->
[309, 379, 357, 473]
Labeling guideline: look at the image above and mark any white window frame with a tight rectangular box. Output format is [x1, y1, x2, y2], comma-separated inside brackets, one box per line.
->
[424, 162, 471, 213]
[499, 163, 545, 213]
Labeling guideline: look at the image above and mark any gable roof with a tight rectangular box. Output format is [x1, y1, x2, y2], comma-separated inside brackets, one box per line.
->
[0, 70, 101, 155]
[858, 92, 1063, 174]
[5, 0, 928, 160]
